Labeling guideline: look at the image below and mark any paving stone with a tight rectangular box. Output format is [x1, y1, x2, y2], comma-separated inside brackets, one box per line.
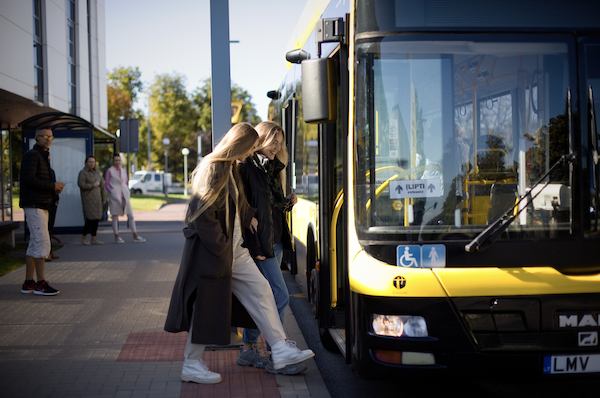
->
[1, 209, 328, 398]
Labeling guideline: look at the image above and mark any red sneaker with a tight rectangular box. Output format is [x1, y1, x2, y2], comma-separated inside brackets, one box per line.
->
[34, 280, 60, 296]
[21, 280, 36, 294]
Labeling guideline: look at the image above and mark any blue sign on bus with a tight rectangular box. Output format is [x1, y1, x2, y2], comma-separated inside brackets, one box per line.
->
[397, 245, 446, 268]
[397, 245, 421, 268]
[422, 244, 446, 268]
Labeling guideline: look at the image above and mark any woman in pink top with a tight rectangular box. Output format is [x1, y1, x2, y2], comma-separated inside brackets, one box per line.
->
[105, 155, 145, 243]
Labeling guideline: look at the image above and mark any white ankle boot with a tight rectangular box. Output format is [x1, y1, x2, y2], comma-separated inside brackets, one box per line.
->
[271, 340, 315, 370]
[181, 358, 222, 384]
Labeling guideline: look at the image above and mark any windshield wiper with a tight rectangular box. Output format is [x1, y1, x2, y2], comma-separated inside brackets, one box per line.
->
[465, 152, 576, 253]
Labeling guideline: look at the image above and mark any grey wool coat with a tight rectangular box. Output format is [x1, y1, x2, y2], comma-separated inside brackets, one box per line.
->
[164, 193, 257, 345]
[77, 167, 106, 220]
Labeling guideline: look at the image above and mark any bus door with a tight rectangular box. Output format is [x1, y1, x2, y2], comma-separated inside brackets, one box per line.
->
[283, 95, 298, 274]
[316, 45, 350, 352]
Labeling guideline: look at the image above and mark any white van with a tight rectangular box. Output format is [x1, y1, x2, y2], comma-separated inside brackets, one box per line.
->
[128, 171, 184, 195]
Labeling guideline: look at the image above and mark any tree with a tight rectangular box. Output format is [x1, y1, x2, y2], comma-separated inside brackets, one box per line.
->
[109, 66, 143, 102]
[107, 66, 143, 137]
[148, 73, 199, 181]
[107, 70, 262, 181]
[192, 78, 262, 153]
[132, 110, 149, 171]
[107, 81, 132, 136]
[193, 78, 213, 134]
[231, 84, 262, 126]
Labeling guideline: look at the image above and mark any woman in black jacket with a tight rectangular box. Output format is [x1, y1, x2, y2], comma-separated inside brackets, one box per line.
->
[237, 121, 299, 373]
[164, 123, 312, 384]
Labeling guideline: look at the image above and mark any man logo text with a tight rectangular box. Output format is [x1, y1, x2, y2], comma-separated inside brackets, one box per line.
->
[558, 314, 599, 328]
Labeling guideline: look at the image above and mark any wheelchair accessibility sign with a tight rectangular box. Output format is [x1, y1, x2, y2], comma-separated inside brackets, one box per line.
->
[397, 245, 446, 268]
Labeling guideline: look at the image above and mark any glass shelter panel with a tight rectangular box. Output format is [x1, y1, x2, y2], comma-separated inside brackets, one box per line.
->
[355, 37, 571, 242]
[29, 137, 86, 228]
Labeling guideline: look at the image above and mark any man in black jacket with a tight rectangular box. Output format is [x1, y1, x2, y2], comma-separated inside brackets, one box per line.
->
[19, 127, 65, 296]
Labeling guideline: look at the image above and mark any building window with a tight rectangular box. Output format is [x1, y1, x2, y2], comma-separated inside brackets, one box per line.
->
[67, 0, 76, 114]
[33, 0, 43, 103]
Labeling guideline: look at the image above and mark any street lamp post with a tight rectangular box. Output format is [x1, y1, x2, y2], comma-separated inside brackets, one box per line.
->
[147, 120, 152, 171]
[182, 147, 190, 197]
[162, 137, 170, 173]
[162, 137, 170, 197]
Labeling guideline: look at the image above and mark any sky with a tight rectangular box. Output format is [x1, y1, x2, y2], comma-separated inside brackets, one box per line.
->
[104, 0, 310, 122]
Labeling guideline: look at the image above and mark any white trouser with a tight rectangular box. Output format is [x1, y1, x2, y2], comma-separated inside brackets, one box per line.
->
[112, 215, 137, 234]
[24, 208, 50, 259]
[184, 243, 286, 360]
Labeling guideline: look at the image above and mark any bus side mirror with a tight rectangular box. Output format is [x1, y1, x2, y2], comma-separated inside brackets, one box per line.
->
[301, 58, 337, 124]
[267, 90, 280, 99]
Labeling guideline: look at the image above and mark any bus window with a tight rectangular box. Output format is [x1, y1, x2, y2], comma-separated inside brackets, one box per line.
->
[584, 42, 600, 235]
[355, 37, 571, 242]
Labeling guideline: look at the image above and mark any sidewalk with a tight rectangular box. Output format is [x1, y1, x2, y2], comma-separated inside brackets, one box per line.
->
[0, 204, 330, 398]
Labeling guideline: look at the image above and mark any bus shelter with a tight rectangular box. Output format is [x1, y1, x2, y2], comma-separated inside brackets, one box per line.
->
[17, 112, 117, 233]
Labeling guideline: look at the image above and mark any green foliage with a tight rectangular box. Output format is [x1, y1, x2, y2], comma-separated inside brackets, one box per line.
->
[232, 84, 262, 126]
[107, 82, 132, 136]
[107, 66, 144, 136]
[193, 79, 213, 134]
[148, 73, 200, 182]
[109, 66, 143, 102]
[12, 190, 19, 206]
[193, 78, 262, 133]
[107, 69, 262, 183]
[133, 111, 152, 171]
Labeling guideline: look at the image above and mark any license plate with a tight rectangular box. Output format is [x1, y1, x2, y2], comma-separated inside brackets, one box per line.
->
[543, 354, 600, 374]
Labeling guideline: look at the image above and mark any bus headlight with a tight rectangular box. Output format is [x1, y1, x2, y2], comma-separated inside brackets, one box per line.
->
[403, 316, 429, 337]
[372, 315, 429, 337]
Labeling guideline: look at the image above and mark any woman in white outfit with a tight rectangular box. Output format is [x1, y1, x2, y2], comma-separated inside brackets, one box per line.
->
[105, 155, 145, 243]
[164, 123, 314, 384]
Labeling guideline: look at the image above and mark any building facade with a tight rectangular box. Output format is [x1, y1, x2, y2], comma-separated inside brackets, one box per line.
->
[0, 0, 108, 224]
[0, 0, 107, 127]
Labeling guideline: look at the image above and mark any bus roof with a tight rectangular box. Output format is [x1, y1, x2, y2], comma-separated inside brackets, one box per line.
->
[284, 0, 331, 69]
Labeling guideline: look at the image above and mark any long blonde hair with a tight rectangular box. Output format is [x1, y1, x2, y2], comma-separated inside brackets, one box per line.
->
[186, 123, 258, 224]
[255, 121, 288, 187]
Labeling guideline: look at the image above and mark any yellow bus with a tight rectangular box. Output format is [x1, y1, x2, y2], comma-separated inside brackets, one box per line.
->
[268, 0, 600, 377]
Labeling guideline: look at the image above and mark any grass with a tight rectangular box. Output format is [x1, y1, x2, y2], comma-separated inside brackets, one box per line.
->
[128, 193, 188, 210]
[0, 243, 63, 278]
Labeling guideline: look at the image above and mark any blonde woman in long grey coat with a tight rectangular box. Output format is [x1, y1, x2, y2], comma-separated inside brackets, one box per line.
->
[78, 155, 106, 245]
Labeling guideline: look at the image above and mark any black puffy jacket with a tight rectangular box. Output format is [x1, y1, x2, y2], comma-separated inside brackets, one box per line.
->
[239, 154, 293, 259]
[19, 144, 56, 209]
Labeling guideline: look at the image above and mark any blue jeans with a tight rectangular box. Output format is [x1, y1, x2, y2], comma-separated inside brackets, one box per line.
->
[243, 242, 289, 347]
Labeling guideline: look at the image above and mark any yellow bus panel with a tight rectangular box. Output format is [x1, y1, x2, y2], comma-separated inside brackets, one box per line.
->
[433, 267, 600, 297]
[349, 250, 448, 297]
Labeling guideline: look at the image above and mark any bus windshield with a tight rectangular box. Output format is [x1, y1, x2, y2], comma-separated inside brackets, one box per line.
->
[354, 36, 573, 242]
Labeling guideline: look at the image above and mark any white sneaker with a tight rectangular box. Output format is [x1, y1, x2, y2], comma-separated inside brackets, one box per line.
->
[271, 340, 315, 370]
[115, 237, 124, 244]
[133, 236, 146, 243]
[180, 358, 222, 384]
